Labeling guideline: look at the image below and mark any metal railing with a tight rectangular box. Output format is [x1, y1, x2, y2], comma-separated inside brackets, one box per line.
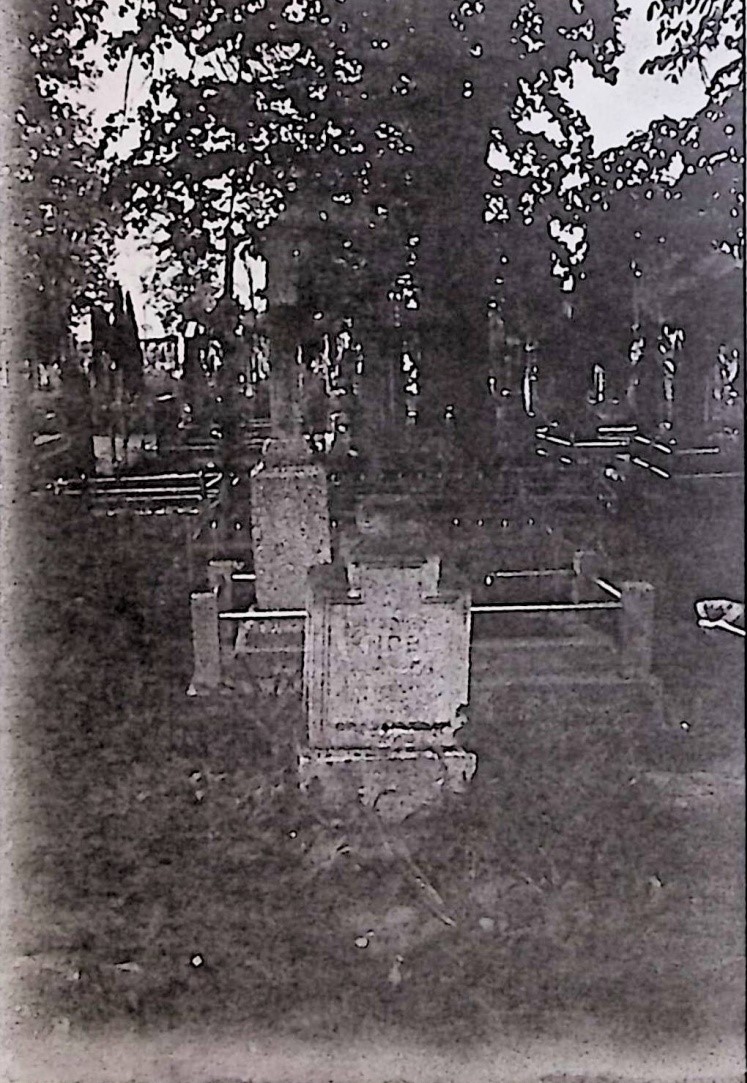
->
[216, 598, 623, 621]
[52, 469, 221, 498]
[218, 608, 306, 620]
[471, 600, 620, 614]
[593, 576, 622, 601]
[191, 568, 652, 694]
[211, 553, 626, 623]
[483, 568, 572, 584]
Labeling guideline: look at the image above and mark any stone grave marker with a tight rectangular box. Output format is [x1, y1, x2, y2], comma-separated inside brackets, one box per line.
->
[249, 455, 331, 611]
[249, 267, 331, 613]
[299, 495, 477, 821]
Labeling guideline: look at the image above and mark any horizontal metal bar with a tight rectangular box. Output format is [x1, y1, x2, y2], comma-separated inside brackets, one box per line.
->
[221, 601, 623, 620]
[537, 433, 573, 447]
[91, 471, 221, 482]
[470, 602, 621, 613]
[95, 496, 206, 502]
[219, 609, 307, 620]
[573, 440, 630, 448]
[631, 457, 671, 479]
[99, 494, 205, 504]
[598, 425, 638, 433]
[593, 577, 623, 600]
[231, 573, 256, 581]
[486, 569, 572, 579]
[674, 446, 720, 455]
[61, 478, 219, 491]
[88, 486, 205, 497]
[678, 471, 743, 480]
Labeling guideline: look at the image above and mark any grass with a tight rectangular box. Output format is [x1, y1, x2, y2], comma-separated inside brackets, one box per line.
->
[7, 492, 744, 1051]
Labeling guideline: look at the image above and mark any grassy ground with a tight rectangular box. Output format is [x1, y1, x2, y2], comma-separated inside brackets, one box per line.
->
[5, 490, 744, 1071]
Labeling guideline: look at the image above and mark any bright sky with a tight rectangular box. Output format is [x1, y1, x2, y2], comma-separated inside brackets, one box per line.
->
[87, 0, 727, 336]
[561, 0, 710, 153]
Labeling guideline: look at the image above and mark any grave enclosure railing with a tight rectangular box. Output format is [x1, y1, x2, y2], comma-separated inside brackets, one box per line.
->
[538, 424, 744, 487]
[185, 475, 253, 591]
[189, 549, 654, 692]
[468, 550, 652, 677]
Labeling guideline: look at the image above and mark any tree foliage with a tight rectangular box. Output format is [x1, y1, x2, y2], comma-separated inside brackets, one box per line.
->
[641, 0, 743, 86]
[467, 0, 743, 429]
[12, 0, 116, 367]
[15, 0, 744, 434]
[100, 2, 741, 313]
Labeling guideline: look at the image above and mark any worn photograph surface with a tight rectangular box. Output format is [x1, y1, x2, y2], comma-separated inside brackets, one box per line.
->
[0, 1, 744, 1080]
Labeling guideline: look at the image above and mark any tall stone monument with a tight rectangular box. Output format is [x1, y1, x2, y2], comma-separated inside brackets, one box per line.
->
[299, 495, 477, 821]
[249, 227, 331, 613]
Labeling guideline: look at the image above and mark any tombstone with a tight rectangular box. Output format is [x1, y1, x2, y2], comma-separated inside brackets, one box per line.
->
[237, 411, 326, 683]
[249, 228, 332, 611]
[249, 337, 331, 609]
[234, 233, 333, 689]
[299, 494, 477, 821]
[188, 589, 221, 694]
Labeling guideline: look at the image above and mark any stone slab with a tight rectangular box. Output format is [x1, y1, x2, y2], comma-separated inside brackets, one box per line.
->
[298, 746, 478, 822]
[304, 560, 471, 750]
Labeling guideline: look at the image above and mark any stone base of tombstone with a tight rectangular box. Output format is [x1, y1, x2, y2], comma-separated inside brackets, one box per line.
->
[226, 617, 304, 697]
[235, 617, 305, 655]
[298, 746, 478, 823]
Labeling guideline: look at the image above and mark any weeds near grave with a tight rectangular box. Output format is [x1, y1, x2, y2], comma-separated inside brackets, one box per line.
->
[10, 497, 743, 1042]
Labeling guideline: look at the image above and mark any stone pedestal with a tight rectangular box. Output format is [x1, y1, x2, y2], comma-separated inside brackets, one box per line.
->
[250, 457, 331, 611]
[188, 589, 220, 694]
[206, 559, 239, 651]
[300, 501, 476, 819]
[249, 297, 332, 611]
[619, 581, 655, 676]
[571, 549, 602, 604]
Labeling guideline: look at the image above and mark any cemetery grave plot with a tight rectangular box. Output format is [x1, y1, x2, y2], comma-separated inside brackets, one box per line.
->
[9, 495, 743, 1048]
